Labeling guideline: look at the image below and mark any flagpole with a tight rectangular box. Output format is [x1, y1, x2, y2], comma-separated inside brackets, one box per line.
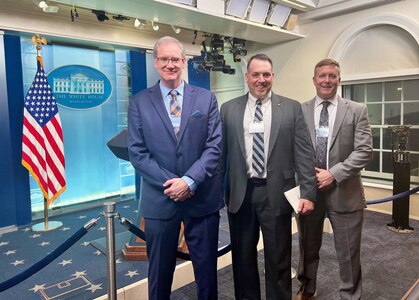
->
[26, 34, 64, 232]
[32, 198, 62, 232]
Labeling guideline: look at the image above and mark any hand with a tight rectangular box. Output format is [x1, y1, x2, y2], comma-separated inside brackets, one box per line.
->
[315, 167, 335, 191]
[163, 178, 192, 202]
[297, 198, 314, 215]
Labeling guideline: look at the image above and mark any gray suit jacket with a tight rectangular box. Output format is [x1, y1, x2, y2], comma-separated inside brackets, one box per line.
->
[221, 93, 316, 216]
[301, 96, 373, 212]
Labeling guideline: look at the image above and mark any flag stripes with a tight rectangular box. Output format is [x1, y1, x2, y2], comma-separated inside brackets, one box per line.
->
[22, 56, 66, 205]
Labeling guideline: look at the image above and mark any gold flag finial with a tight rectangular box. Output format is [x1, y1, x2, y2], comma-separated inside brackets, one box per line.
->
[31, 34, 47, 54]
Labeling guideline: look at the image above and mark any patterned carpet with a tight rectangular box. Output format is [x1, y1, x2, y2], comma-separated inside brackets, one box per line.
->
[1, 201, 418, 300]
[172, 210, 419, 300]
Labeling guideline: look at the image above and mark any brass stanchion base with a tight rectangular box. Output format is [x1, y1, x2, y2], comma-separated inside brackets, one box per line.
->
[32, 221, 63, 232]
[386, 224, 414, 234]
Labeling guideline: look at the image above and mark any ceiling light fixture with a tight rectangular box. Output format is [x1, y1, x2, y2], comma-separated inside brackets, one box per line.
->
[38, 1, 47, 8]
[134, 18, 141, 28]
[152, 21, 159, 31]
[171, 25, 181, 34]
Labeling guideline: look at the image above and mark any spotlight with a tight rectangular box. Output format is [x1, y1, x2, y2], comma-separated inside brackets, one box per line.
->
[171, 25, 181, 34]
[38, 1, 47, 8]
[134, 18, 141, 28]
[92, 10, 109, 22]
[152, 21, 159, 31]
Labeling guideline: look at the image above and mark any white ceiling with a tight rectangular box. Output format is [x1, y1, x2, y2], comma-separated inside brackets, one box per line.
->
[10, 0, 400, 45]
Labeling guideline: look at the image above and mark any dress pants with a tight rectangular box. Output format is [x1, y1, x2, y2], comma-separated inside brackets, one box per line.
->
[296, 191, 364, 300]
[228, 181, 292, 300]
[145, 210, 220, 300]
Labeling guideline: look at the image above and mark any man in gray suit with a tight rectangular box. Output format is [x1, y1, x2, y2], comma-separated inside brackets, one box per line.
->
[220, 54, 317, 299]
[294, 59, 373, 300]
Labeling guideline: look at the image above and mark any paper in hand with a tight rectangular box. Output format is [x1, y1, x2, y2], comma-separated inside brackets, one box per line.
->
[284, 185, 300, 214]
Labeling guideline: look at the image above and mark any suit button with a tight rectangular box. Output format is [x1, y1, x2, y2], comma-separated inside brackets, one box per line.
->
[176, 152, 182, 157]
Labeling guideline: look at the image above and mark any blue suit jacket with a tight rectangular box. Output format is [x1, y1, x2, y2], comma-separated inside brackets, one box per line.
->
[128, 82, 224, 219]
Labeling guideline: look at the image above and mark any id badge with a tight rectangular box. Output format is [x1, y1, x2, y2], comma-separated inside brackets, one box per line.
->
[316, 126, 329, 138]
[249, 122, 264, 133]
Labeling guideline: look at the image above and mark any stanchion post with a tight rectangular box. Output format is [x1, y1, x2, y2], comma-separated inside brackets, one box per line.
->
[387, 126, 414, 233]
[104, 202, 117, 299]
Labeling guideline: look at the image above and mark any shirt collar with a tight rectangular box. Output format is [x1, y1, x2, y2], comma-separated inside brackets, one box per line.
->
[315, 94, 338, 108]
[160, 80, 184, 97]
[248, 91, 272, 106]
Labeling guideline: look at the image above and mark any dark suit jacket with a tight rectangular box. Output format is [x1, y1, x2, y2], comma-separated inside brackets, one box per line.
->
[301, 96, 373, 212]
[128, 82, 224, 219]
[220, 93, 316, 216]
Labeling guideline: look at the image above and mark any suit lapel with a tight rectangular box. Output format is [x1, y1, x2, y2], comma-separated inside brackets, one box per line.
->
[148, 83, 177, 141]
[177, 83, 195, 142]
[267, 94, 283, 160]
[330, 96, 349, 149]
[234, 95, 247, 160]
[303, 99, 316, 146]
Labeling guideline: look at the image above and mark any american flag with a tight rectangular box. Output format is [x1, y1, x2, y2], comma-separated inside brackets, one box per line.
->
[22, 56, 66, 206]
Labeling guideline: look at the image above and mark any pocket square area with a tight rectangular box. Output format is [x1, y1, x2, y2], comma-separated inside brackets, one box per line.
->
[191, 110, 204, 118]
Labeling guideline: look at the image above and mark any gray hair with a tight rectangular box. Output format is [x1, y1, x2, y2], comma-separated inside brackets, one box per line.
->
[153, 36, 185, 58]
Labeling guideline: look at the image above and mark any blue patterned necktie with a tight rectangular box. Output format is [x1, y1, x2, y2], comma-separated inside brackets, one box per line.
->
[316, 101, 330, 169]
[169, 89, 181, 138]
[252, 99, 264, 174]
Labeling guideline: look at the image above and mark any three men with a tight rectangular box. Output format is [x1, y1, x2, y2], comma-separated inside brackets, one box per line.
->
[128, 36, 223, 299]
[220, 54, 317, 299]
[294, 59, 373, 300]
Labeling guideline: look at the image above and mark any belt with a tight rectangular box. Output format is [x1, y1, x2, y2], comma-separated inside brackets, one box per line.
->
[248, 178, 267, 187]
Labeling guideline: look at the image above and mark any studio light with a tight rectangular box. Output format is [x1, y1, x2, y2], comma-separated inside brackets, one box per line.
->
[38, 1, 47, 8]
[171, 25, 181, 34]
[134, 18, 141, 28]
[152, 21, 159, 31]
[92, 10, 109, 22]
[225, 0, 252, 19]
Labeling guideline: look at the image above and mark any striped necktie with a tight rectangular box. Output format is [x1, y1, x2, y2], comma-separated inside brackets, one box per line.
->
[169, 89, 181, 138]
[316, 101, 330, 169]
[252, 99, 265, 174]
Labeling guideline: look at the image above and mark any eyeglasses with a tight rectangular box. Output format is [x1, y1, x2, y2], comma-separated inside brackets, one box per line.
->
[156, 57, 183, 65]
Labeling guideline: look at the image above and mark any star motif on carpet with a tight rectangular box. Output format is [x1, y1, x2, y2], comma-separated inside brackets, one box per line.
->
[60, 227, 71, 231]
[29, 284, 46, 293]
[38, 241, 50, 246]
[125, 270, 139, 278]
[78, 215, 87, 219]
[0, 241, 10, 246]
[10, 259, 25, 266]
[4, 250, 16, 255]
[81, 241, 90, 246]
[30, 234, 42, 238]
[86, 283, 103, 293]
[72, 270, 87, 278]
[22, 227, 31, 232]
[116, 259, 122, 264]
[58, 259, 72, 266]
[93, 250, 102, 256]
[123, 205, 130, 209]
[98, 227, 106, 231]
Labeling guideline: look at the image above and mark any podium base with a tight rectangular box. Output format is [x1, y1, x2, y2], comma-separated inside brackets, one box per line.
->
[386, 224, 414, 234]
[32, 221, 63, 232]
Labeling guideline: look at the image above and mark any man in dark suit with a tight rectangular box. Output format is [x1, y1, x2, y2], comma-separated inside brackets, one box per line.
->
[220, 53, 317, 299]
[128, 36, 223, 300]
[294, 59, 373, 300]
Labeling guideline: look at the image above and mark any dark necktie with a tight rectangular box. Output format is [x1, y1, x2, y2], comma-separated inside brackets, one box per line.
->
[169, 90, 181, 138]
[316, 101, 330, 169]
[252, 99, 264, 174]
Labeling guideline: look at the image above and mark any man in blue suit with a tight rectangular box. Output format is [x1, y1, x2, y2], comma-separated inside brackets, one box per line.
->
[128, 36, 223, 300]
